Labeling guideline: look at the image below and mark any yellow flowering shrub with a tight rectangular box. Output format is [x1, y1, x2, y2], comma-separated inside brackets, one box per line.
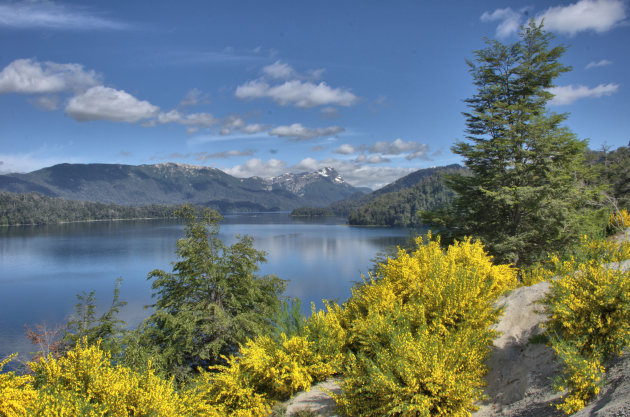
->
[521, 235, 630, 286]
[609, 208, 630, 232]
[335, 233, 516, 416]
[0, 354, 37, 417]
[302, 301, 347, 379]
[544, 265, 630, 359]
[550, 339, 605, 415]
[541, 236, 630, 414]
[27, 338, 220, 416]
[193, 360, 272, 417]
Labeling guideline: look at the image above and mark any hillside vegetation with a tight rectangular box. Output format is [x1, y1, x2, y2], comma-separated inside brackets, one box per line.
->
[0, 191, 179, 225]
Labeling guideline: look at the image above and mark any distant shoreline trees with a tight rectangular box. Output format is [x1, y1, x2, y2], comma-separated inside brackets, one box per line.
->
[0, 191, 181, 226]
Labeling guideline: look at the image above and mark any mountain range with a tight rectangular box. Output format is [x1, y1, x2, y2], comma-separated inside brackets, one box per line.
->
[0, 163, 367, 212]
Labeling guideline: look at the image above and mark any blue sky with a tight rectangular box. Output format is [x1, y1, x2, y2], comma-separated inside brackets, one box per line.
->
[0, 0, 628, 189]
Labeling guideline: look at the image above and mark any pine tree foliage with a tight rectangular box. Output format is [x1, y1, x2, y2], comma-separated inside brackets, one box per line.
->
[424, 21, 602, 265]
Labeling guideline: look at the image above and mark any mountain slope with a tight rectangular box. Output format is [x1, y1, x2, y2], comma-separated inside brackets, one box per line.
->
[346, 164, 466, 227]
[0, 163, 364, 212]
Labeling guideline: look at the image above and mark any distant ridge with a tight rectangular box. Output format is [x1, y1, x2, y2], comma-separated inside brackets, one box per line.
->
[0, 163, 365, 212]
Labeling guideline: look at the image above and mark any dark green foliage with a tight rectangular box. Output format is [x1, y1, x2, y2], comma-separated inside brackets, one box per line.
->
[423, 21, 603, 266]
[138, 205, 286, 382]
[64, 278, 128, 356]
[0, 191, 179, 225]
[586, 143, 630, 210]
[272, 298, 306, 339]
[347, 167, 466, 227]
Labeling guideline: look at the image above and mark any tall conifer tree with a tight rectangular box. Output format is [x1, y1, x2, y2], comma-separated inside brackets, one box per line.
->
[424, 21, 601, 265]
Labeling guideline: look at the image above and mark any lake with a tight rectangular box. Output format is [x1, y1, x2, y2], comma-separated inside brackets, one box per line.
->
[0, 213, 417, 364]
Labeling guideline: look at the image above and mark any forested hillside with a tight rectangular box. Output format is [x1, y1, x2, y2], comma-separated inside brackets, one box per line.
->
[0, 192, 179, 225]
[347, 165, 466, 227]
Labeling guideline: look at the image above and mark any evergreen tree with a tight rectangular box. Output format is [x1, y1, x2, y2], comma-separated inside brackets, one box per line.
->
[424, 21, 602, 265]
[137, 205, 285, 381]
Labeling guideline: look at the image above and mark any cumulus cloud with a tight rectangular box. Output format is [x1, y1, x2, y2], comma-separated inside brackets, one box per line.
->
[65, 86, 159, 122]
[236, 79, 358, 108]
[220, 116, 246, 135]
[225, 158, 287, 178]
[218, 116, 269, 135]
[586, 59, 613, 69]
[262, 61, 296, 79]
[537, 0, 627, 36]
[150, 109, 219, 129]
[355, 154, 391, 164]
[481, 7, 524, 38]
[0, 1, 128, 30]
[548, 83, 619, 105]
[334, 144, 356, 155]
[481, 0, 627, 37]
[369, 138, 428, 156]
[269, 123, 344, 141]
[0, 58, 100, 94]
[241, 123, 269, 134]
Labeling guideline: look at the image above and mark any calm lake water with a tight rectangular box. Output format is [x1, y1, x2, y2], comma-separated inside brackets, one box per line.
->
[0, 213, 417, 364]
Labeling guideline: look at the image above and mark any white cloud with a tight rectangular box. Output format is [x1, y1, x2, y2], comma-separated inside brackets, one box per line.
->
[182, 112, 218, 127]
[406, 149, 431, 161]
[0, 58, 100, 94]
[262, 61, 296, 79]
[355, 154, 391, 164]
[156, 109, 183, 124]
[481, 8, 523, 37]
[241, 123, 269, 134]
[151, 109, 218, 128]
[65, 86, 159, 122]
[334, 144, 356, 155]
[220, 115, 246, 135]
[236, 79, 358, 108]
[548, 83, 619, 105]
[269, 123, 344, 141]
[0, 1, 128, 30]
[369, 138, 427, 155]
[225, 158, 287, 178]
[585, 59, 613, 69]
[481, 0, 627, 37]
[537, 0, 627, 36]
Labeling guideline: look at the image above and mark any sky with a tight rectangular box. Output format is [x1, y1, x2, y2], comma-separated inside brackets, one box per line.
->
[0, 0, 628, 190]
